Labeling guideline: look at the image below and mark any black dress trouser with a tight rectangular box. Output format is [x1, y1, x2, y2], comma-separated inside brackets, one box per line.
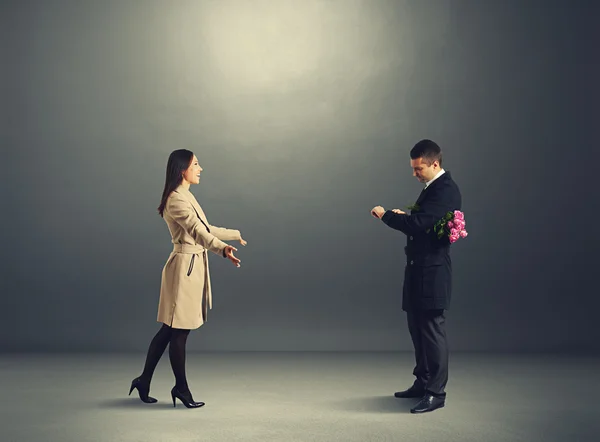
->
[406, 308, 448, 398]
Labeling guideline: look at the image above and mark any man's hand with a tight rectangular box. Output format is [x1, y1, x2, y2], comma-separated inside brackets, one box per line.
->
[224, 245, 241, 267]
[392, 209, 406, 215]
[371, 205, 385, 219]
[239, 235, 247, 246]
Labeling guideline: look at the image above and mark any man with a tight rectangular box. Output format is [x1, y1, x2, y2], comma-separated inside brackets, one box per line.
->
[371, 139, 462, 414]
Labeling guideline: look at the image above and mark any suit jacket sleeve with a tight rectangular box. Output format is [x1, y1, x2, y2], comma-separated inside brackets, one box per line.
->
[208, 225, 241, 242]
[381, 192, 450, 236]
[166, 193, 229, 256]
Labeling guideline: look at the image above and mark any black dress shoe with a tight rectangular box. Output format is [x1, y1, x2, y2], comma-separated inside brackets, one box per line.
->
[129, 377, 158, 403]
[171, 386, 205, 409]
[394, 386, 425, 398]
[410, 394, 445, 414]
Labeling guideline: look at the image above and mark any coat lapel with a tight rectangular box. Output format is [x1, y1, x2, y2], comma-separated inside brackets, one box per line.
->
[415, 188, 428, 206]
[175, 186, 211, 233]
[415, 171, 451, 206]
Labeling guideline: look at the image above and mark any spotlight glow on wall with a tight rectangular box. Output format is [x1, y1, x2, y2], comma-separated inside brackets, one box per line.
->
[200, 1, 326, 90]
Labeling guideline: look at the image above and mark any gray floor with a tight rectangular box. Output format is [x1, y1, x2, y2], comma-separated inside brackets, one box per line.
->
[1, 352, 598, 442]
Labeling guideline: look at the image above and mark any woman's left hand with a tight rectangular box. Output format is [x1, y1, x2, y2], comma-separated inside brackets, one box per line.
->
[239, 236, 247, 246]
[224, 245, 241, 267]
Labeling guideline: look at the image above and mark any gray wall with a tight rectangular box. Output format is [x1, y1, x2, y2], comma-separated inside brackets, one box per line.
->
[2, 0, 598, 352]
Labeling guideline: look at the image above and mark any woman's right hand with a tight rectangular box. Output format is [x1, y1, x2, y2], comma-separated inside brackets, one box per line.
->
[224, 245, 241, 267]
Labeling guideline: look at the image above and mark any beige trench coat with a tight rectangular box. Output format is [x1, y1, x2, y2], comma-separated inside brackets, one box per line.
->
[156, 185, 240, 329]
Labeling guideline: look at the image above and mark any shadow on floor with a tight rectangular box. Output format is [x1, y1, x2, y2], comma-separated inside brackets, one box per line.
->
[97, 398, 176, 409]
[332, 395, 418, 414]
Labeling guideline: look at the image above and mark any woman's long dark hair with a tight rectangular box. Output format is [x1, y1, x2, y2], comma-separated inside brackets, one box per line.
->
[158, 149, 194, 217]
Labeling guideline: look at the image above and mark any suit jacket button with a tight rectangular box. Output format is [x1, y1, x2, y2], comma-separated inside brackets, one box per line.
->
[410, 260, 414, 265]
[409, 236, 413, 240]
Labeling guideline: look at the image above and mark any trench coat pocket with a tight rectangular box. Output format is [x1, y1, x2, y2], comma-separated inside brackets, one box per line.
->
[421, 261, 450, 300]
[187, 254, 196, 276]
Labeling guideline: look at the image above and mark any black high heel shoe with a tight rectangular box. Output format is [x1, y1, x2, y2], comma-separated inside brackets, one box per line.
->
[171, 386, 205, 408]
[129, 377, 158, 403]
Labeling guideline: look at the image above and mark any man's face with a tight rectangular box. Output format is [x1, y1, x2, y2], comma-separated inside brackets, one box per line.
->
[411, 157, 439, 183]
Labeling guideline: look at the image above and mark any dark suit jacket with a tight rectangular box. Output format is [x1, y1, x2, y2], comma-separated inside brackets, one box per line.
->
[381, 171, 462, 311]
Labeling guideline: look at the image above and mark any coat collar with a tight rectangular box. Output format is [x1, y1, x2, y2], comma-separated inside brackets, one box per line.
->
[174, 185, 211, 232]
[425, 168, 446, 189]
[415, 171, 452, 206]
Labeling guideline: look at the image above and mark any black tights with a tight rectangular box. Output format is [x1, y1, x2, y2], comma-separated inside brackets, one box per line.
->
[139, 323, 191, 392]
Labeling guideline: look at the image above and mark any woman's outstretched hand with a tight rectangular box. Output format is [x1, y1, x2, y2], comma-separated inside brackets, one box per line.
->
[239, 236, 247, 246]
[224, 245, 241, 267]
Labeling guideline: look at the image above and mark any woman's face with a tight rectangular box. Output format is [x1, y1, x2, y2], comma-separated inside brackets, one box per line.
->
[182, 155, 202, 185]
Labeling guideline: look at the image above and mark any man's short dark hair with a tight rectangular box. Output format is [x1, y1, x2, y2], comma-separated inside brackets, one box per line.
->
[410, 139, 442, 166]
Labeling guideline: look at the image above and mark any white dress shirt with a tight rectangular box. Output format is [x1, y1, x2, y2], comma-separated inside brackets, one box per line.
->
[425, 169, 445, 189]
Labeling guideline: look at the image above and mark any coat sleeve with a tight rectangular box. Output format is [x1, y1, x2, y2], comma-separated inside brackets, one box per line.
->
[166, 193, 229, 256]
[208, 225, 241, 241]
[381, 193, 450, 236]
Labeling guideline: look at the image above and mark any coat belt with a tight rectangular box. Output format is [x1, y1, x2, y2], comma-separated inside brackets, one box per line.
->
[172, 244, 206, 254]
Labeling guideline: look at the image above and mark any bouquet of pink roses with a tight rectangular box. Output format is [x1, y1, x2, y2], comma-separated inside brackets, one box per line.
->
[433, 210, 468, 244]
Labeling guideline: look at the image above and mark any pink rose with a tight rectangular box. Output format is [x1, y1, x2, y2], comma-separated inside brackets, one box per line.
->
[460, 230, 468, 238]
[449, 233, 459, 243]
[453, 210, 464, 220]
[447, 221, 454, 228]
[450, 228, 459, 236]
[454, 219, 465, 230]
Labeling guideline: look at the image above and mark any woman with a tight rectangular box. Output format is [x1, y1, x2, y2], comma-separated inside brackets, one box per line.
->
[129, 149, 246, 409]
